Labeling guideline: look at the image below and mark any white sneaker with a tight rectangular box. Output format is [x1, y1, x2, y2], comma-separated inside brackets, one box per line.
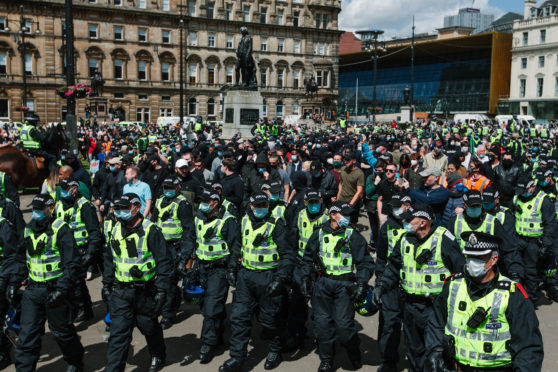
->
[86, 272, 93, 281]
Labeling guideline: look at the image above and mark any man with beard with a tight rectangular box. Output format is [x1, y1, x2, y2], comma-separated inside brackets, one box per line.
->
[423, 141, 448, 177]
[406, 167, 450, 226]
[493, 150, 521, 209]
[337, 152, 364, 224]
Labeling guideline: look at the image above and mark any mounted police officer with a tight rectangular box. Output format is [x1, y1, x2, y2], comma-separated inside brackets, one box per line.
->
[151, 176, 196, 329]
[300, 201, 374, 372]
[55, 177, 102, 322]
[219, 192, 293, 372]
[15, 194, 84, 372]
[426, 232, 543, 372]
[102, 193, 173, 372]
[374, 203, 465, 372]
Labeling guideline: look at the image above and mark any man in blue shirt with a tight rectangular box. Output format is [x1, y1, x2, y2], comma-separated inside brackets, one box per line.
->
[123, 165, 152, 218]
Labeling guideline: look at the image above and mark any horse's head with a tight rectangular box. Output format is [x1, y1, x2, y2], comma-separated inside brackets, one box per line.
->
[44, 124, 69, 155]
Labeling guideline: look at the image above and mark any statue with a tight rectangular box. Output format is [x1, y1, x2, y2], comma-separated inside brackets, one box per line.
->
[403, 86, 410, 105]
[235, 27, 257, 89]
[303, 76, 318, 100]
[90, 68, 105, 97]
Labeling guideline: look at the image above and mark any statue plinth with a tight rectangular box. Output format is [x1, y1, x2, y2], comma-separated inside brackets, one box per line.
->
[222, 90, 263, 139]
[400, 105, 412, 122]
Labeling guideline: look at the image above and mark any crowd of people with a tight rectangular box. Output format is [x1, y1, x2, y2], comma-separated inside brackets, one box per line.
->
[0, 116, 553, 372]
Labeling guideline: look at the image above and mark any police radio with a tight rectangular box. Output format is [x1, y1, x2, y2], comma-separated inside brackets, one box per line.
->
[467, 307, 490, 329]
[415, 249, 433, 266]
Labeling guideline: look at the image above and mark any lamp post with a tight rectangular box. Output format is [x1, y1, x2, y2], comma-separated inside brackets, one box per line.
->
[65, 0, 78, 153]
[356, 29, 384, 125]
[19, 6, 27, 113]
[179, 2, 184, 127]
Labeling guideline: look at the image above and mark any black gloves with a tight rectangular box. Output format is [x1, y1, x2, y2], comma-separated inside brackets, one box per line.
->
[266, 276, 285, 297]
[226, 268, 237, 288]
[177, 259, 189, 278]
[101, 286, 113, 303]
[46, 289, 66, 308]
[81, 252, 93, 267]
[0, 278, 7, 297]
[427, 348, 450, 372]
[371, 285, 385, 307]
[6, 283, 18, 306]
[153, 290, 166, 314]
[300, 276, 313, 300]
[352, 282, 368, 303]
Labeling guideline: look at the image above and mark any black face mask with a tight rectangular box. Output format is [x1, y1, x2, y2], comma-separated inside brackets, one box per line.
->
[502, 159, 513, 169]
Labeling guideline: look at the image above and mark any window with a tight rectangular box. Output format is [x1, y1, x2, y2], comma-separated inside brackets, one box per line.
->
[276, 100, 283, 117]
[226, 35, 233, 48]
[523, 32, 528, 46]
[0, 52, 6, 74]
[88, 58, 98, 77]
[541, 29, 546, 44]
[189, 31, 197, 46]
[293, 101, 300, 115]
[189, 64, 197, 84]
[208, 33, 215, 47]
[162, 0, 170, 11]
[294, 40, 301, 54]
[555, 77, 558, 97]
[114, 59, 123, 79]
[293, 11, 300, 27]
[161, 62, 170, 81]
[262, 99, 267, 116]
[322, 14, 328, 29]
[114, 26, 123, 40]
[159, 108, 172, 117]
[138, 28, 147, 42]
[138, 60, 147, 80]
[25, 99, 34, 112]
[208, 65, 215, 85]
[0, 99, 8, 118]
[0, 17, 6, 31]
[261, 37, 267, 51]
[226, 4, 233, 20]
[138, 0, 146, 9]
[114, 0, 122, 5]
[243, 5, 250, 22]
[277, 9, 284, 25]
[137, 108, 149, 122]
[161, 94, 171, 101]
[166, 108, 172, 116]
[260, 7, 267, 23]
[260, 68, 267, 87]
[188, 0, 196, 16]
[207, 98, 215, 116]
[138, 93, 148, 100]
[162, 30, 170, 44]
[537, 78, 544, 97]
[316, 70, 329, 87]
[521, 57, 527, 69]
[278, 39, 284, 52]
[319, 43, 325, 55]
[226, 66, 233, 84]
[207, 2, 214, 19]
[89, 24, 98, 38]
[114, 92, 124, 99]
[277, 68, 284, 88]
[89, 0, 97, 4]
[539, 56, 545, 68]
[315, 14, 322, 28]
[293, 70, 300, 88]
[188, 98, 197, 115]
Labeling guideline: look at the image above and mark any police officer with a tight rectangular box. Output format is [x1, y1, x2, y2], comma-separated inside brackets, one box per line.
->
[0, 171, 20, 207]
[299, 201, 374, 372]
[219, 192, 293, 372]
[151, 176, 196, 329]
[448, 190, 524, 281]
[426, 232, 543, 372]
[512, 173, 558, 302]
[20, 121, 56, 171]
[286, 188, 329, 350]
[0, 191, 25, 241]
[181, 189, 239, 363]
[374, 192, 412, 372]
[55, 177, 102, 322]
[374, 203, 465, 372]
[211, 182, 239, 217]
[262, 181, 287, 219]
[15, 194, 84, 372]
[103, 193, 173, 372]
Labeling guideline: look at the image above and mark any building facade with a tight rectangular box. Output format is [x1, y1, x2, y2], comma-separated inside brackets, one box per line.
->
[443, 8, 494, 35]
[0, 0, 341, 124]
[505, 0, 558, 119]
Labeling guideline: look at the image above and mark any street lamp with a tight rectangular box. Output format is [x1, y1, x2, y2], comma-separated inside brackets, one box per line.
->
[356, 29, 384, 125]
[65, 0, 78, 153]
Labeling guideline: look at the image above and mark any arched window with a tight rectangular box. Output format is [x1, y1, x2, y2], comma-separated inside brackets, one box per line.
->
[276, 100, 283, 117]
[207, 98, 215, 116]
[188, 98, 197, 115]
[292, 101, 300, 115]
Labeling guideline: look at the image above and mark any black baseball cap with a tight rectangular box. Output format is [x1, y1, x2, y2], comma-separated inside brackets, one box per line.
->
[261, 181, 282, 194]
[250, 192, 269, 204]
[163, 176, 180, 187]
[199, 189, 220, 202]
[304, 188, 321, 202]
[400, 203, 434, 221]
[388, 192, 412, 208]
[310, 160, 323, 172]
[481, 186, 499, 203]
[57, 177, 79, 189]
[463, 190, 482, 207]
[30, 194, 55, 209]
[329, 201, 353, 216]
[515, 173, 535, 194]
[114, 193, 141, 208]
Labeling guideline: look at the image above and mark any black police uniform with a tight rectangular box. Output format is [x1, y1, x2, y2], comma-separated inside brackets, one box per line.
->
[0, 194, 25, 240]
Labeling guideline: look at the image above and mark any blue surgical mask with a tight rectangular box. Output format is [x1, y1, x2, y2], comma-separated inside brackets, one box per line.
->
[270, 194, 280, 202]
[521, 192, 532, 198]
[218, 151, 223, 157]
[32, 210, 47, 221]
[466, 207, 482, 218]
[291, 155, 298, 162]
[531, 158, 537, 163]
[312, 172, 321, 178]
[337, 215, 350, 228]
[60, 189, 71, 199]
[316, 144, 321, 149]
[482, 202, 495, 211]
[109, 166, 116, 172]
[253, 207, 268, 219]
[403, 222, 416, 234]
[307, 203, 321, 214]
[129, 151, 134, 155]
[115, 210, 133, 221]
[163, 190, 176, 198]
[393, 207, 404, 219]
[258, 167, 266, 174]
[539, 180, 549, 187]
[199, 202, 211, 213]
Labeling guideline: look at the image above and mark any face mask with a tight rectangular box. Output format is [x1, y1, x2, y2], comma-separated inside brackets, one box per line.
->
[218, 151, 223, 158]
[521, 192, 532, 198]
[393, 207, 404, 219]
[333, 161, 342, 168]
[60, 189, 72, 199]
[258, 167, 266, 174]
[411, 160, 418, 166]
[502, 159, 513, 168]
[115, 209, 133, 221]
[482, 202, 495, 211]
[531, 158, 537, 164]
[253, 207, 268, 219]
[312, 172, 321, 179]
[270, 194, 280, 202]
[308, 203, 321, 214]
[109, 166, 116, 172]
[479, 154, 486, 159]
[465, 257, 489, 278]
[461, 147, 469, 153]
[129, 151, 134, 155]
[450, 141, 455, 146]
[199, 202, 211, 213]
[539, 180, 549, 187]
[403, 222, 417, 234]
[466, 207, 482, 218]
[455, 183, 466, 192]
[163, 190, 176, 198]
[32, 210, 47, 221]
[291, 155, 298, 162]
[316, 144, 321, 149]
[337, 215, 350, 228]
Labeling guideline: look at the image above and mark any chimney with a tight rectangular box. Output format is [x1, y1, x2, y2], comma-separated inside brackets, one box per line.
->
[525, 0, 536, 19]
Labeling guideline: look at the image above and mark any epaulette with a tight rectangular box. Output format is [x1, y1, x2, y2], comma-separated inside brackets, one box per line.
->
[515, 282, 529, 299]
[496, 280, 512, 291]
[445, 272, 463, 283]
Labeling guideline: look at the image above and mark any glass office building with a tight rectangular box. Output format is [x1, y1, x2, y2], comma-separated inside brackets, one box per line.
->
[339, 33, 512, 117]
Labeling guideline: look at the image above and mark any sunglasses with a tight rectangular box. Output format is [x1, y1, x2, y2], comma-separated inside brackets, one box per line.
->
[386, 169, 396, 173]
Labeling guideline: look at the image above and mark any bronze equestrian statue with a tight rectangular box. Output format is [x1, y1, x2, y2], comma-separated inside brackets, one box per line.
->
[235, 27, 257, 89]
[91, 68, 105, 97]
[304, 76, 318, 100]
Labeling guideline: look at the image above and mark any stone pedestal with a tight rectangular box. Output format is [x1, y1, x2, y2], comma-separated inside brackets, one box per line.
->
[222, 90, 263, 139]
[400, 105, 412, 122]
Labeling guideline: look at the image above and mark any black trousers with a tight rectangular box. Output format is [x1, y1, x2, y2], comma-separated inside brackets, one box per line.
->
[521, 239, 558, 301]
[403, 298, 433, 372]
[162, 242, 181, 320]
[105, 285, 165, 372]
[286, 263, 309, 341]
[311, 276, 360, 363]
[73, 250, 93, 317]
[0, 293, 12, 357]
[377, 288, 404, 364]
[15, 287, 84, 372]
[199, 264, 229, 347]
[228, 269, 284, 361]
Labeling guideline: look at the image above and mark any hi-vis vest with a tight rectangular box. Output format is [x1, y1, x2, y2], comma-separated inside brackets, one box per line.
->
[296, 209, 328, 257]
[110, 220, 157, 282]
[194, 213, 234, 261]
[513, 191, 546, 237]
[271, 203, 286, 220]
[54, 197, 89, 247]
[155, 195, 187, 241]
[445, 274, 514, 368]
[21, 125, 41, 149]
[400, 227, 451, 295]
[494, 206, 509, 225]
[103, 218, 114, 244]
[241, 216, 279, 270]
[453, 214, 496, 250]
[0, 172, 5, 197]
[386, 224, 405, 257]
[318, 227, 354, 276]
[25, 218, 66, 282]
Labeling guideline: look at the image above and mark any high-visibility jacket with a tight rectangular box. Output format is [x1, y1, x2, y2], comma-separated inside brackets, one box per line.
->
[386, 224, 405, 257]
[318, 227, 354, 276]
[513, 191, 546, 237]
[240, 216, 279, 270]
[464, 175, 491, 193]
[452, 214, 496, 250]
[21, 125, 41, 149]
[194, 213, 234, 261]
[25, 218, 66, 282]
[54, 197, 89, 247]
[154, 195, 187, 242]
[296, 209, 328, 257]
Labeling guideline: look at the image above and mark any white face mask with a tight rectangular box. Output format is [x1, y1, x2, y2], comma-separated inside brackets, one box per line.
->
[465, 257, 488, 278]
[411, 160, 418, 166]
